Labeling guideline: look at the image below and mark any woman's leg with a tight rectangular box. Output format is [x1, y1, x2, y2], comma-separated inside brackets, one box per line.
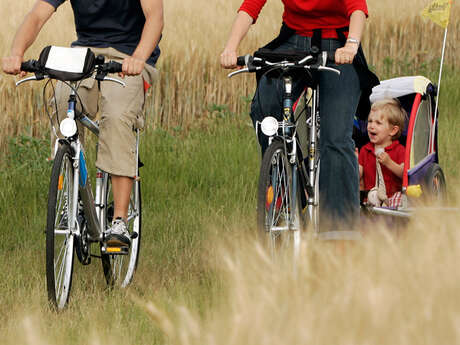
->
[319, 62, 361, 233]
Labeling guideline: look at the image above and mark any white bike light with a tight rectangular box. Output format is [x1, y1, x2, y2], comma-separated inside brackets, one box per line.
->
[60, 118, 77, 137]
[260, 116, 279, 136]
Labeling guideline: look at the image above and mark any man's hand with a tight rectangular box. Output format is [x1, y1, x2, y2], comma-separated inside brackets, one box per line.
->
[2, 55, 24, 75]
[121, 56, 145, 77]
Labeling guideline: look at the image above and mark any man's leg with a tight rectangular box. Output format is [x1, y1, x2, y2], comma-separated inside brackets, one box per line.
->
[94, 47, 154, 246]
[112, 175, 134, 220]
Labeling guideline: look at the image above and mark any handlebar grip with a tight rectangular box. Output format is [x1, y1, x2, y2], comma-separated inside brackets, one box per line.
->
[20, 60, 39, 73]
[104, 61, 123, 73]
[236, 56, 246, 67]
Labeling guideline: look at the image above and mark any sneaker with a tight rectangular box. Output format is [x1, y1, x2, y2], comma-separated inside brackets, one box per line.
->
[105, 217, 131, 247]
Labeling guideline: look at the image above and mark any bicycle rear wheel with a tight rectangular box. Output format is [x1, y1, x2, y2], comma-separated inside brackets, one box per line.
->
[101, 175, 141, 287]
[46, 143, 75, 309]
[422, 163, 447, 204]
[257, 140, 302, 257]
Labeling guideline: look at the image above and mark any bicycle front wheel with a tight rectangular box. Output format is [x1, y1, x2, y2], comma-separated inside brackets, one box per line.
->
[257, 140, 302, 256]
[101, 175, 141, 287]
[46, 143, 75, 309]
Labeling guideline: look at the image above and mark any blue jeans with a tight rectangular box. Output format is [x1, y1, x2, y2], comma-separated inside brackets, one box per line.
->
[250, 35, 361, 231]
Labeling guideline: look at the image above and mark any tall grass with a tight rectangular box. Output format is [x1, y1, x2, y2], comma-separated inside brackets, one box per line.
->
[0, 0, 459, 150]
[137, 217, 460, 345]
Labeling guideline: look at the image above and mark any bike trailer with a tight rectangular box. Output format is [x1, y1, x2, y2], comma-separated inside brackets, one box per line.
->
[358, 76, 446, 216]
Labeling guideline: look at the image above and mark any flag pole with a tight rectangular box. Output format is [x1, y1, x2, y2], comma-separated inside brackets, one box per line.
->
[431, 26, 448, 151]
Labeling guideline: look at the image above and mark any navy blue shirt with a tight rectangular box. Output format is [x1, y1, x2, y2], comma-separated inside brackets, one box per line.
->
[43, 0, 160, 66]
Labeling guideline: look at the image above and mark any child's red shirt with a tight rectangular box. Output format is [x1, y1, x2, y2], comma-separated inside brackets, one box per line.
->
[358, 141, 405, 198]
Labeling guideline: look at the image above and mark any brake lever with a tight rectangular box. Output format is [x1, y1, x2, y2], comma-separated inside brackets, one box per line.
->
[318, 66, 341, 75]
[101, 76, 126, 87]
[15, 75, 48, 86]
[297, 55, 314, 65]
[227, 67, 249, 78]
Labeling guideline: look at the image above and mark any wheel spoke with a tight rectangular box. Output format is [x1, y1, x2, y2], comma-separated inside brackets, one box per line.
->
[55, 237, 68, 297]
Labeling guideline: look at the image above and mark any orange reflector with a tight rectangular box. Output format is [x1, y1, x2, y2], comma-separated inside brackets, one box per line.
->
[266, 186, 274, 204]
[58, 175, 64, 190]
[106, 247, 122, 253]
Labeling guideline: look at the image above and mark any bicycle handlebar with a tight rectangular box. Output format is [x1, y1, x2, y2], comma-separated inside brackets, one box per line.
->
[20, 60, 41, 73]
[19, 57, 122, 75]
[236, 56, 247, 67]
[228, 51, 340, 78]
[97, 60, 123, 74]
[17, 55, 124, 86]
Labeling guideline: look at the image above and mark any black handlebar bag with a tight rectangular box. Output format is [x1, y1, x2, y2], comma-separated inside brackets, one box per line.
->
[38, 46, 96, 81]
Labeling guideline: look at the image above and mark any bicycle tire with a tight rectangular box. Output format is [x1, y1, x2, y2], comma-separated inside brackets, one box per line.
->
[46, 143, 75, 309]
[101, 175, 141, 287]
[305, 159, 320, 234]
[422, 163, 447, 205]
[257, 140, 302, 256]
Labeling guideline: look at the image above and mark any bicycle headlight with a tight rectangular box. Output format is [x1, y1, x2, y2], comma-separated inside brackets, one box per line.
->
[60, 118, 77, 137]
[260, 116, 279, 136]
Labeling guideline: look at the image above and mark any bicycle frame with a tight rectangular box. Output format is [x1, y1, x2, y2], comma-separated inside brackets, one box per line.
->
[260, 75, 321, 233]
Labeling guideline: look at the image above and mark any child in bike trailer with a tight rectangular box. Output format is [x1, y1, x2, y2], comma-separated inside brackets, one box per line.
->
[2, 0, 163, 247]
[358, 99, 407, 208]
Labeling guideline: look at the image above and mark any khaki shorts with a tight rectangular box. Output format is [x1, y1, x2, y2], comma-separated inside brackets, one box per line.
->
[52, 47, 157, 177]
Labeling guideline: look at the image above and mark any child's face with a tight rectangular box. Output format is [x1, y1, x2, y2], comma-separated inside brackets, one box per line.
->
[367, 110, 399, 147]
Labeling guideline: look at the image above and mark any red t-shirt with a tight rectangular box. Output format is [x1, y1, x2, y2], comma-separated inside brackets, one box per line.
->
[358, 141, 405, 198]
[239, 0, 368, 38]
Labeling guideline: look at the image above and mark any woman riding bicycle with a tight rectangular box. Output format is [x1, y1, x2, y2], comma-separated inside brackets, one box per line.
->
[221, 0, 375, 237]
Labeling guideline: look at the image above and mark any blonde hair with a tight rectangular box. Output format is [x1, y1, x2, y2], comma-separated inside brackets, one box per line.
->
[370, 98, 407, 139]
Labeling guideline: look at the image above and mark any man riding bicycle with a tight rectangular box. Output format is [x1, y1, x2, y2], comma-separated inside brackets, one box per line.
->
[2, 0, 163, 247]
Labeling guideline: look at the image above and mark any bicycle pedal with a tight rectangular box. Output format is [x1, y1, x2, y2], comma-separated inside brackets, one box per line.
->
[101, 245, 129, 255]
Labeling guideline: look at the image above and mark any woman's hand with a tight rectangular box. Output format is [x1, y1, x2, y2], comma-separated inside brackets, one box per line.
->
[220, 48, 238, 69]
[335, 42, 358, 65]
[220, 11, 253, 69]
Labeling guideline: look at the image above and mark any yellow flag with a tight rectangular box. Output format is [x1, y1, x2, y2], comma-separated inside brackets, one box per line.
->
[421, 0, 452, 28]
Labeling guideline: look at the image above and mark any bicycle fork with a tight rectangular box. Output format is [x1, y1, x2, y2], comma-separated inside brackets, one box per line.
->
[69, 140, 102, 242]
[306, 85, 320, 231]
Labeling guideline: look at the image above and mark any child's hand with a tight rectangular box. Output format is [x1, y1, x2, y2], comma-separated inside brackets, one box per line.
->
[376, 151, 391, 166]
